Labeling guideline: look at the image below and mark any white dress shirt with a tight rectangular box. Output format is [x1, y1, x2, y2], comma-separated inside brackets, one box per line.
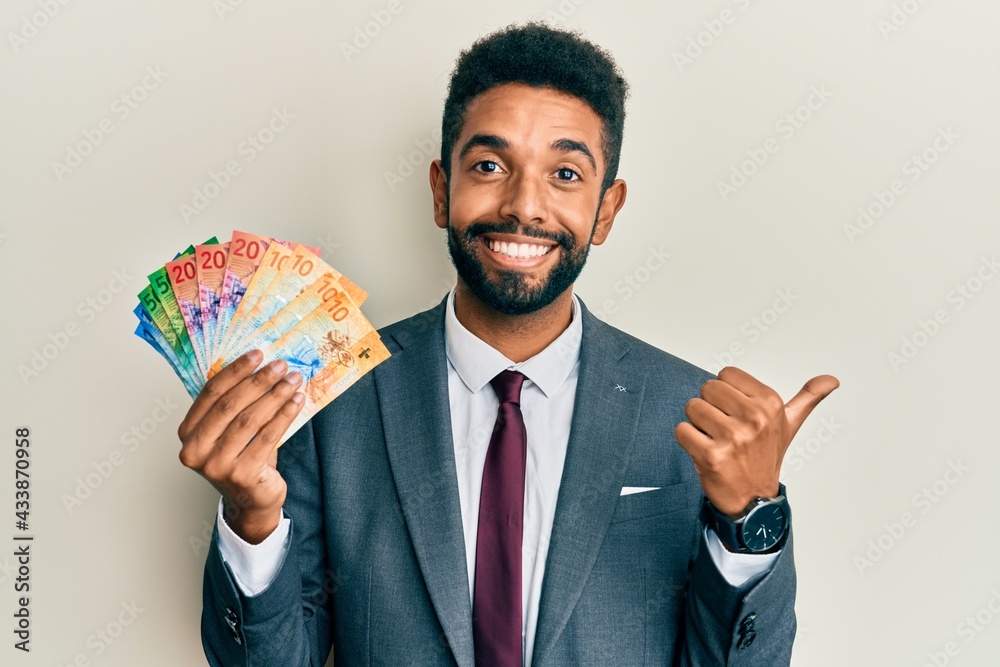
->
[217, 288, 779, 665]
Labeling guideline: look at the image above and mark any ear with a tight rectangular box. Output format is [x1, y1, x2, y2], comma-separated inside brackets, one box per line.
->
[430, 159, 449, 229]
[591, 178, 627, 246]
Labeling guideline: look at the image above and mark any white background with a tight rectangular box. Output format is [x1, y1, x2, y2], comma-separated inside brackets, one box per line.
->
[1, 1, 998, 665]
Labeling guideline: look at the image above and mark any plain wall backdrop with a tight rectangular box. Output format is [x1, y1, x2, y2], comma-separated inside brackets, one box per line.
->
[2, 1, 998, 665]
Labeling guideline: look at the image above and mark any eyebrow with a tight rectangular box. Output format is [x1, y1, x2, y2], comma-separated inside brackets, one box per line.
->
[552, 138, 597, 174]
[457, 133, 598, 174]
[458, 134, 508, 161]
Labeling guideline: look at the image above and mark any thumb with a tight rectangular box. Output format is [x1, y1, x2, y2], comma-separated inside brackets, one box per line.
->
[784, 374, 840, 438]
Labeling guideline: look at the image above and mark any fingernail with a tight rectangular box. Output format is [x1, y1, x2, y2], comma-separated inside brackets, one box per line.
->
[291, 392, 305, 404]
[283, 372, 303, 387]
[247, 350, 263, 364]
[270, 359, 287, 374]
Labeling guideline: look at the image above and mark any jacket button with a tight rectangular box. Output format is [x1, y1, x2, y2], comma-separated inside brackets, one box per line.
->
[224, 607, 242, 645]
[738, 630, 757, 649]
[737, 612, 757, 649]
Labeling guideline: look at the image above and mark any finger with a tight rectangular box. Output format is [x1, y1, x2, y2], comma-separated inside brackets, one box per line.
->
[674, 421, 713, 458]
[684, 397, 729, 440]
[784, 374, 840, 437]
[238, 391, 306, 462]
[700, 378, 753, 419]
[213, 372, 304, 462]
[194, 359, 292, 449]
[179, 350, 263, 441]
[716, 366, 768, 398]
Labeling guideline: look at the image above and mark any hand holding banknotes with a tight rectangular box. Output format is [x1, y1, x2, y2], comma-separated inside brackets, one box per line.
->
[177, 350, 302, 544]
[133, 230, 391, 541]
[134, 230, 390, 446]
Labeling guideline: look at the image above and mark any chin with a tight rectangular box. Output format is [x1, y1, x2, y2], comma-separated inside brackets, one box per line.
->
[447, 221, 588, 316]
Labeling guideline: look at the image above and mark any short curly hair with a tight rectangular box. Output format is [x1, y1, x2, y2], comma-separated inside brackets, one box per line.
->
[440, 22, 629, 195]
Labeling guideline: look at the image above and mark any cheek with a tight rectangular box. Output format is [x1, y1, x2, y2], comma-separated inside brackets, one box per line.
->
[562, 210, 599, 245]
[446, 189, 492, 226]
[550, 187, 601, 228]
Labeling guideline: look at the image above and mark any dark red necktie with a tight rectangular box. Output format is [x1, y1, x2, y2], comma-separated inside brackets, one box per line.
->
[473, 370, 527, 667]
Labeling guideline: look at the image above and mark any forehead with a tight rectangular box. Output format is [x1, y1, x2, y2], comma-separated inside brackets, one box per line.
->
[457, 83, 604, 158]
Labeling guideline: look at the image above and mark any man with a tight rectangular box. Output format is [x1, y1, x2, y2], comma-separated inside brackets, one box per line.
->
[179, 23, 838, 666]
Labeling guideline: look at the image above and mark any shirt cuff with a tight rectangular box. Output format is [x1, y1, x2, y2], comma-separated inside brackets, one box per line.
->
[215, 497, 291, 597]
[703, 525, 781, 588]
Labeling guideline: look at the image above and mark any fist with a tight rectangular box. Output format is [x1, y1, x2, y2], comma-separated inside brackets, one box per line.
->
[674, 366, 839, 517]
[177, 350, 305, 543]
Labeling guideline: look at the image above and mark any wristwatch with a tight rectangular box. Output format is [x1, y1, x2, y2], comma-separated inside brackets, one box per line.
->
[701, 484, 790, 554]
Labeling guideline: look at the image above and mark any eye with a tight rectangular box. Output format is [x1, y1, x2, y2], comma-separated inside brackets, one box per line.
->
[556, 167, 580, 181]
[473, 160, 501, 173]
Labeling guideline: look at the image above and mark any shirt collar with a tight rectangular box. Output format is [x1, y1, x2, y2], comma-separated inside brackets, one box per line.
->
[444, 288, 583, 398]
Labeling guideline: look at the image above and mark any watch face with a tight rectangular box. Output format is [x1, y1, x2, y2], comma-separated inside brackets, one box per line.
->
[741, 503, 787, 552]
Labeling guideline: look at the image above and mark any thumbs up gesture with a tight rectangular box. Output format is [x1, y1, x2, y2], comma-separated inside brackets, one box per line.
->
[674, 366, 840, 518]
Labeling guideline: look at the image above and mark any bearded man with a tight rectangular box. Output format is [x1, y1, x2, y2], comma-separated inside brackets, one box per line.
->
[180, 22, 837, 667]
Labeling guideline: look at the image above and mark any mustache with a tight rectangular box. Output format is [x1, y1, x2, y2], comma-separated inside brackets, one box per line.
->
[463, 221, 574, 250]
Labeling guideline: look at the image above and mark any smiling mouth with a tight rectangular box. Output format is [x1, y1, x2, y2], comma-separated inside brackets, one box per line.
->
[482, 235, 557, 260]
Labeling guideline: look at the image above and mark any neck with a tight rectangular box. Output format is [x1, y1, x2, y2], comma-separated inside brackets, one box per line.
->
[453, 280, 574, 363]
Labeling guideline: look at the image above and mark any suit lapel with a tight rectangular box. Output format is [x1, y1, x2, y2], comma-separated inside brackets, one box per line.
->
[375, 301, 475, 667]
[531, 302, 646, 666]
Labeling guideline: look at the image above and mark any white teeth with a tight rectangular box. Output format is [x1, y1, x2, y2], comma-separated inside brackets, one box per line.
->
[487, 239, 553, 259]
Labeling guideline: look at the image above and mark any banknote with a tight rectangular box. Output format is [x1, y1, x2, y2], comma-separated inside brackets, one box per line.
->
[215, 231, 272, 360]
[147, 264, 198, 375]
[196, 242, 229, 362]
[165, 253, 209, 377]
[138, 285, 180, 353]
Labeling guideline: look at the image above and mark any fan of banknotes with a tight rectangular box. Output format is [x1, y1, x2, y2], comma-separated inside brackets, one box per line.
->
[133, 230, 390, 444]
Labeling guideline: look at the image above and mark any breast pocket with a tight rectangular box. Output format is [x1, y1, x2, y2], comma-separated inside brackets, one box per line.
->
[609, 482, 692, 524]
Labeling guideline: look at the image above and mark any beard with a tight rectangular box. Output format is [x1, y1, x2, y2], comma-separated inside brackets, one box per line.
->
[446, 217, 595, 316]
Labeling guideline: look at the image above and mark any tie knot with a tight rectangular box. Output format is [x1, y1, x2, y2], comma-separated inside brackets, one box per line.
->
[490, 370, 525, 406]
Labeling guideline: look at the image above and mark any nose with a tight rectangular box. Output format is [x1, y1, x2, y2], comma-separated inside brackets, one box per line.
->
[497, 169, 547, 227]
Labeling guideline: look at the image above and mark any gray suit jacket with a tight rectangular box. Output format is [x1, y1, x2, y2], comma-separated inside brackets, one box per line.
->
[201, 297, 796, 666]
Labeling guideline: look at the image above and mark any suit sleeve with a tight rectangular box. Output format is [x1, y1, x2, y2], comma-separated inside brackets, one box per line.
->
[677, 515, 796, 666]
[200, 418, 336, 667]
